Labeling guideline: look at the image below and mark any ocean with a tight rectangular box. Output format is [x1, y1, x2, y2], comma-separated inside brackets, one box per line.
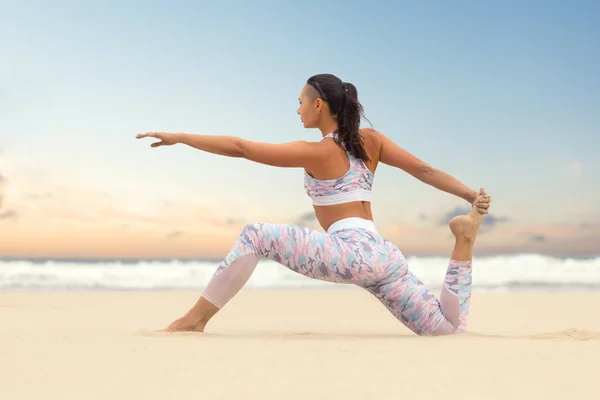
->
[1, 254, 599, 292]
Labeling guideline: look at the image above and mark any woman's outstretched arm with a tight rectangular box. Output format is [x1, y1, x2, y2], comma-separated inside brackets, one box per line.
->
[378, 131, 480, 205]
[135, 132, 327, 169]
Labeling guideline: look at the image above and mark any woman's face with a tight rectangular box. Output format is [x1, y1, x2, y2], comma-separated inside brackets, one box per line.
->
[297, 84, 322, 129]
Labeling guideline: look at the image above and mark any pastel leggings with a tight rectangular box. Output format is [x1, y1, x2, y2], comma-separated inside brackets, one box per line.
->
[202, 221, 473, 336]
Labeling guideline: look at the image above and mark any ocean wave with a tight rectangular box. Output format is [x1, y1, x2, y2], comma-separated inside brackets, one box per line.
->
[0, 254, 599, 291]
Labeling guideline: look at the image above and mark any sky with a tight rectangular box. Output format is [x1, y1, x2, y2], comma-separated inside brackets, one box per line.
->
[1, 0, 599, 259]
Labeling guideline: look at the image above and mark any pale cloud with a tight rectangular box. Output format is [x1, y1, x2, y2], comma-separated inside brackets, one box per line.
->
[580, 221, 600, 229]
[296, 211, 316, 224]
[1, 147, 598, 259]
[1, 226, 240, 259]
[1, 166, 249, 230]
[226, 218, 245, 225]
[418, 205, 510, 233]
[3, 197, 600, 258]
[292, 211, 322, 231]
[0, 188, 250, 259]
[380, 223, 423, 238]
[378, 223, 451, 256]
[0, 174, 5, 210]
[377, 219, 600, 257]
[0, 175, 250, 246]
[0, 152, 6, 210]
[0, 154, 276, 258]
[474, 222, 600, 256]
[566, 161, 583, 178]
[0, 210, 17, 220]
[436, 205, 509, 230]
[527, 234, 547, 242]
[166, 230, 184, 239]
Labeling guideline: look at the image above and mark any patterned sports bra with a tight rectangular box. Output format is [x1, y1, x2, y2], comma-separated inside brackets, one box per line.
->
[303, 133, 374, 206]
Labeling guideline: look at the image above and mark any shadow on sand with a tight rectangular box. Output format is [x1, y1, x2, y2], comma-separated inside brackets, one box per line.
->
[137, 328, 600, 341]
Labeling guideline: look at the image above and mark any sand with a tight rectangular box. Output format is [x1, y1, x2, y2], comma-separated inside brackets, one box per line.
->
[1, 289, 599, 399]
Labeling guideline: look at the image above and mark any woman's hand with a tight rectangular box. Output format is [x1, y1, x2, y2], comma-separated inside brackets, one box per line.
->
[472, 188, 491, 215]
[136, 132, 178, 147]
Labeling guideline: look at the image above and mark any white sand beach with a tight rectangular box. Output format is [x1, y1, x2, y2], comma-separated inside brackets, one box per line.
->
[1, 289, 599, 400]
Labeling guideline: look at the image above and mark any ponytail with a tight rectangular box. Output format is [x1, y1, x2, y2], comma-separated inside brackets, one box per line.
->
[337, 82, 370, 162]
[306, 74, 371, 162]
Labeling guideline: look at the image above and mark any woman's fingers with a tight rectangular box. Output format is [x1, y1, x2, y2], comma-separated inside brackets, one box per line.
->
[474, 190, 491, 215]
[136, 132, 160, 139]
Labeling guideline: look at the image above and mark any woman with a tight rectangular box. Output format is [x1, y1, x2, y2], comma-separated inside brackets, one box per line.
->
[136, 73, 491, 336]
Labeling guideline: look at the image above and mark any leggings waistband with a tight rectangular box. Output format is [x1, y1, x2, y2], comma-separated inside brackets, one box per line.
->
[327, 217, 378, 235]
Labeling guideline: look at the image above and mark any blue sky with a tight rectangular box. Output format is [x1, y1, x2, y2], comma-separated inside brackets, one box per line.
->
[1, 0, 599, 258]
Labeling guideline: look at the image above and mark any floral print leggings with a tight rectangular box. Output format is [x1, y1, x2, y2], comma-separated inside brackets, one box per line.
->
[202, 220, 473, 336]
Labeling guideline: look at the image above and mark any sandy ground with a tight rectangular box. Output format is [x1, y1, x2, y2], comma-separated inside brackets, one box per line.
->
[1, 289, 599, 400]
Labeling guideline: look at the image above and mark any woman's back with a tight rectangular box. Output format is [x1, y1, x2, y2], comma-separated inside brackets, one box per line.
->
[305, 128, 383, 231]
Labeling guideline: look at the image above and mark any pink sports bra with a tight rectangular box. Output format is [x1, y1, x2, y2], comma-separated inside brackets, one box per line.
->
[303, 133, 374, 206]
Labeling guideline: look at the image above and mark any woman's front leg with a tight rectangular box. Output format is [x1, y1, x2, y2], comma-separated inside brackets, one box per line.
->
[161, 222, 349, 332]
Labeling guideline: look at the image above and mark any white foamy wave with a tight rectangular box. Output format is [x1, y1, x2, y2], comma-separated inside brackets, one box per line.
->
[0, 254, 599, 291]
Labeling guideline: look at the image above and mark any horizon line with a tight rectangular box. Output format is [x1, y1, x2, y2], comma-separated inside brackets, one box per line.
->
[2, 252, 599, 262]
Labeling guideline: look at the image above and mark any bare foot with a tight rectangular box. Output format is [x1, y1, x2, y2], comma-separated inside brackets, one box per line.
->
[159, 297, 219, 333]
[160, 316, 207, 333]
[449, 188, 488, 242]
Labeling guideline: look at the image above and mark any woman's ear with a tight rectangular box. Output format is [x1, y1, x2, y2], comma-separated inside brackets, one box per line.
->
[314, 98, 323, 113]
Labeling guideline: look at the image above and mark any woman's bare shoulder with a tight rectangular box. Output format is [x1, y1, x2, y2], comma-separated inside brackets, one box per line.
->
[360, 127, 384, 140]
[359, 128, 384, 151]
[358, 128, 384, 168]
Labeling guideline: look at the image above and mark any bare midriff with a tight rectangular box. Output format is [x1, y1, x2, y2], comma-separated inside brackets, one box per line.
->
[314, 201, 374, 232]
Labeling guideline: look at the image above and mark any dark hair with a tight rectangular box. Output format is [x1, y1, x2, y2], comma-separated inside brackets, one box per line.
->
[306, 73, 371, 162]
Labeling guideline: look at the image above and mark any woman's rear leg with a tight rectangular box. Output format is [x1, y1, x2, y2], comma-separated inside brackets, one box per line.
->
[368, 191, 487, 335]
